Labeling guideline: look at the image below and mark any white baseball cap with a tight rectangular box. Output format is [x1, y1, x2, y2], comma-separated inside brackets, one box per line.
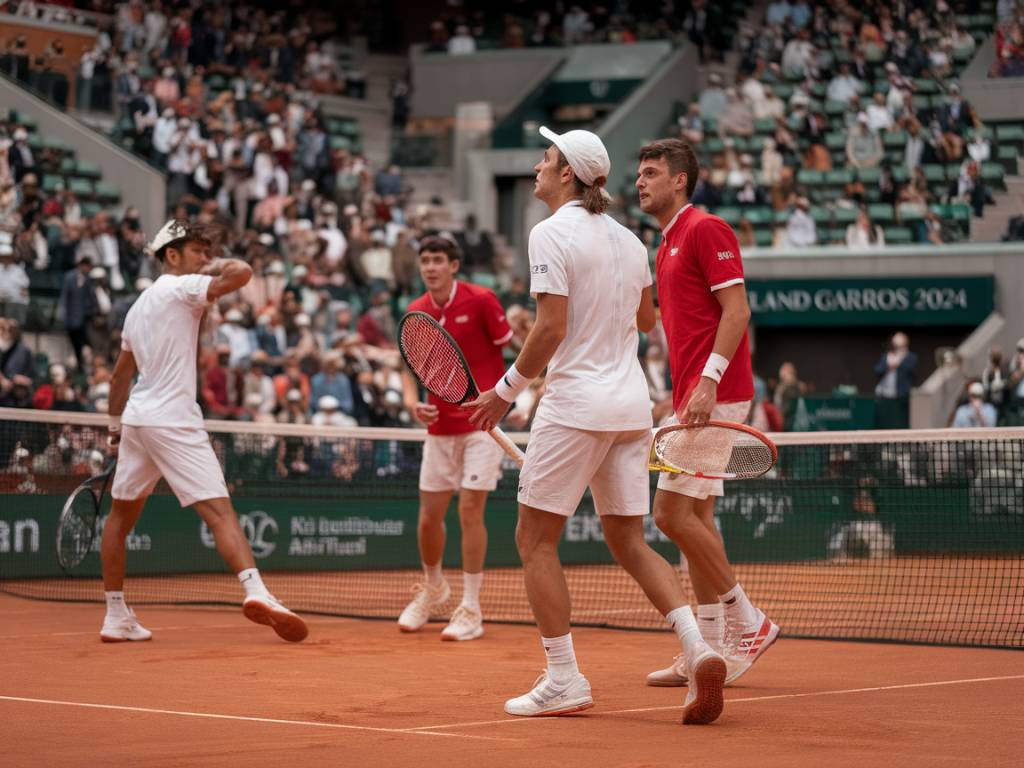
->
[538, 125, 610, 187]
[148, 219, 192, 255]
[318, 395, 339, 411]
[968, 382, 985, 397]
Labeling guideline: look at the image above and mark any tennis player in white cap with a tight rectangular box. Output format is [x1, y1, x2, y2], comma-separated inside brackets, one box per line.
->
[467, 128, 727, 725]
[101, 219, 307, 644]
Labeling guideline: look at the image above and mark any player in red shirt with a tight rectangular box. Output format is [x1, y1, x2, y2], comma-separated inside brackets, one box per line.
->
[636, 139, 780, 687]
[399, 234, 514, 641]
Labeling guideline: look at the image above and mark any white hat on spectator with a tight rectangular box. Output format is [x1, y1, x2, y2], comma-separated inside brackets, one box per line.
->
[968, 382, 985, 397]
[94, 398, 109, 413]
[50, 364, 67, 382]
[135, 277, 153, 292]
[162, 67, 175, 78]
[256, 313, 272, 327]
[267, 113, 281, 124]
[93, 382, 110, 398]
[371, 229, 386, 243]
[13, 128, 28, 141]
[225, 309, 244, 323]
[538, 125, 610, 187]
[318, 395, 339, 411]
[286, 388, 302, 402]
[294, 313, 311, 327]
[258, 233, 276, 247]
[321, 201, 338, 215]
[296, 219, 314, 231]
[162, 107, 175, 118]
[301, 179, 316, 192]
[0, 235, 12, 256]
[177, 117, 191, 128]
[292, 265, 308, 279]
[265, 259, 286, 275]
[89, 266, 106, 279]
[383, 390, 402, 406]
[245, 392, 264, 408]
[89, 449, 105, 465]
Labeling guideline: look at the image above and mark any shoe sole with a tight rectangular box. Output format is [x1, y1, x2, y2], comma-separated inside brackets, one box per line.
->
[646, 675, 687, 687]
[398, 623, 426, 633]
[506, 699, 594, 717]
[682, 656, 726, 725]
[100, 634, 152, 643]
[243, 601, 309, 642]
[440, 626, 484, 641]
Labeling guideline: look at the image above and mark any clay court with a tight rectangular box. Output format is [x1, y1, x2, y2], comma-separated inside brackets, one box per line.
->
[2, 593, 1022, 768]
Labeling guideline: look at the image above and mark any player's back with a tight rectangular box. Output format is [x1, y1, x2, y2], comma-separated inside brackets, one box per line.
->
[121, 273, 212, 428]
[528, 201, 652, 431]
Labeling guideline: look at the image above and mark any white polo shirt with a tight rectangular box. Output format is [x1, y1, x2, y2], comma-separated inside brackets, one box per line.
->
[528, 200, 653, 431]
[121, 273, 213, 428]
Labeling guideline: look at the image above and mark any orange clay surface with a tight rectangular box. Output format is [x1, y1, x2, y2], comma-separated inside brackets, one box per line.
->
[1, 593, 1022, 768]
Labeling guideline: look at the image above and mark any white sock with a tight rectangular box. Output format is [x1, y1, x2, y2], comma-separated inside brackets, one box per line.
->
[697, 603, 725, 645]
[542, 633, 579, 685]
[238, 568, 268, 598]
[105, 591, 129, 619]
[461, 571, 482, 610]
[720, 583, 759, 627]
[666, 605, 703, 655]
[424, 561, 444, 587]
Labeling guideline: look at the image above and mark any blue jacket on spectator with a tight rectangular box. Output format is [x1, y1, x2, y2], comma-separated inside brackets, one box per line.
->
[874, 350, 918, 398]
[59, 267, 98, 330]
[310, 371, 355, 416]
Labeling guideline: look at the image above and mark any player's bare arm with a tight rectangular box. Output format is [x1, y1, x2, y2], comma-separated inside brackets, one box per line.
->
[683, 283, 751, 426]
[400, 366, 439, 426]
[106, 349, 137, 454]
[466, 292, 567, 431]
[637, 285, 657, 333]
[203, 258, 253, 300]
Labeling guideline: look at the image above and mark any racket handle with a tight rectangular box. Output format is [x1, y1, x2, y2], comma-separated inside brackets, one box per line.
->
[488, 427, 526, 467]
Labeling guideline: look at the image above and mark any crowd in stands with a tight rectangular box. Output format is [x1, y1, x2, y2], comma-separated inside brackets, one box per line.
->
[994, 0, 1024, 76]
[423, 0, 745, 56]
[668, 0, 1005, 248]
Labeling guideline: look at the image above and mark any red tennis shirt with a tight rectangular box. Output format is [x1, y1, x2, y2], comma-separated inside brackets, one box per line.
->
[656, 205, 754, 411]
[407, 280, 513, 435]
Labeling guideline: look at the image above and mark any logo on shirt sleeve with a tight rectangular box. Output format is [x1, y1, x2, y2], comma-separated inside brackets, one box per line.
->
[717, 250, 735, 261]
[531, 264, 548, 274]
[670, 247, 679, 256]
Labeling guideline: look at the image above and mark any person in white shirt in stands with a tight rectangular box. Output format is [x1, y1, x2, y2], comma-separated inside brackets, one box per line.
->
[952, 382, 998, 428]
[102, 220, 307, 644]
[467, 127, 727, 725]
[845, 207, 886, 249]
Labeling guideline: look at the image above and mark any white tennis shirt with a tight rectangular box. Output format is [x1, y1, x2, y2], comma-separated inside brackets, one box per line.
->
[528, 200, 653, 431]
[121, 273, 213, 428]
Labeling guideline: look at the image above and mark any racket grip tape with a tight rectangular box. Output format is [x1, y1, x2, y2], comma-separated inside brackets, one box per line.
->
[488, 427, 526, 467]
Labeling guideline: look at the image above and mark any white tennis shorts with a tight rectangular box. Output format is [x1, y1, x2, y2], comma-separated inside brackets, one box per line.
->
[419, 430, 505, 493]
[111, 425, 229, 507]
[657, 401, 753, 500]
[517, 412, 651, 517]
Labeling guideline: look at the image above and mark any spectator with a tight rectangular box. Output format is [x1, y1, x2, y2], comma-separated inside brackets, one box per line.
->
[312, 394, 357, 427]
[58, 255, 98, 372]
[783, 197, 816, 247]
[967, 131, 992, 163]
[774, 362, 803, 431]
[8, 128, 35, 182]
[826, 63, 862, 105]
[874, 331, 917, 429]
[981, 346, 1009, 418]
[0, 317, 34, 408]
[865, 92, 893, 134]
[242, 350, 277, 415]
[845, 207, 885, 249]
[956, 159, 989, 217]
[447, 25, 476, 55]
[677, 103, 705, 146]
[110, 276, 151, 331]
[904, 120, 926, 173]
[937, 84, 972, 136]
[846, 114, 883, 169]
[309, 351, 355, 418]
[454, 214, 496, 273]
[781, 28, 814, 78]
[1006, 339, 1024, 425]
[697, 72, 727, 122]
[756, 85, 785, 121]
[87, 266, 113, 363]
[0, 236, 29, 324]
[718, 88, 755, 137]
[765, 0, 793, 28]
[952, 382, 998, 428]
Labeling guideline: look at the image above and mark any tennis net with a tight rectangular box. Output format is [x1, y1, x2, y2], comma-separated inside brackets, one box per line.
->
[1, 407, 1021, 649]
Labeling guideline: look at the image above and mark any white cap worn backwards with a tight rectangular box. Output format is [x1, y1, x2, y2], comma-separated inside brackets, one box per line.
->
[538, 126, 610, 187]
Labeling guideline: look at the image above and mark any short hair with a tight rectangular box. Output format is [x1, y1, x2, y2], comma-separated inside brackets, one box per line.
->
[418, 234, 461, 262]
[156, 222, 217, 262]
[637, 139, 700, 198]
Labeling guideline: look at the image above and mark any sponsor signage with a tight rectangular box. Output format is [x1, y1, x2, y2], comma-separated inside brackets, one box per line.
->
[746, 276, 995, 327]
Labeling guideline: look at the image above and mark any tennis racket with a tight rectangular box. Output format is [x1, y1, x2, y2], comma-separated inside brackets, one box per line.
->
[56, 459, 116, 571]
[398, 311, 526, 466]
[649, 420, 777, 480]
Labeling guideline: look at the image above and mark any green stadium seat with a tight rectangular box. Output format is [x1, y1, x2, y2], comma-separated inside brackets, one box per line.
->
[898, 204, 926, 221]
[810, 83, 827, 99]
[80, 202, 101, 219]
[997, 145, 1018, 170]
[41, 136, 71, 153]
[826, 227, 849, 243]
[810, 206, 831, 223]
[858, 167, 881, 184]
[797, 169, 824, 186]
[826, 168, 853, 185]
[42, 174, 63, 193]
[714, 207, 743, 226]
[869, 203, 895, 223]
[825, 132, 846, 150]
[913, 79, 940, 94]
[703, 137, 724, 153]
[885, 226, 915, 244]
[744, 207, 774, 225]
[911, 95, 931, 111]
[883, 130, 907, 148]
[824, 100, 846, 116]
[892, 166, 909, 184]
[94, 182, 121, 204]
[69, 178, 94, 197]
[981, 162, 1005, 187]
[754, 118, 776, 135]
[746, 136, 766, 151]
[75, 160, 101, 180]
[922, 165, 946, 183]
[329, 136, 352, 152]
[754, 229, 774, 247]
[833, 207, 858, 225]
[470, 272, 497, 290]
[995, 124, 1024, 143]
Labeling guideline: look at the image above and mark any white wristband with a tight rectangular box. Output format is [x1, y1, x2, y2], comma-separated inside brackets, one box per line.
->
[494, 363, 534, 403]
[109, 415, 121, 432]
[701, 353, 730, 383]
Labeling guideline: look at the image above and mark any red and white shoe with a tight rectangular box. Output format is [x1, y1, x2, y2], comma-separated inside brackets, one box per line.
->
[722, 611, 780, 682]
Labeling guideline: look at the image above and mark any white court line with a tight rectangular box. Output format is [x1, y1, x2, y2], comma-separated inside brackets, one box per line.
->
[0, 624, 243, 640]
[403, 674, 1024, 732]
[0, 696, 516, 742]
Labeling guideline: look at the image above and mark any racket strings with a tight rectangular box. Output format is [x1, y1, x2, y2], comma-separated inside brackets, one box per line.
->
[58, 489, 98, 567]
[399, 317, 471, 402]
[656, 427, 774, 479]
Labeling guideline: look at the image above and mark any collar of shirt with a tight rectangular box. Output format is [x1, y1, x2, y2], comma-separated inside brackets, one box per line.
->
[661, 203, 693, 237]
[430, 279, 458, 310]
[554, 200, 583, 215]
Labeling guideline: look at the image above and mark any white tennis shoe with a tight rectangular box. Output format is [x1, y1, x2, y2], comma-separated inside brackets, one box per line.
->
[504, 672, 594, 717]
[100, 609, 152, 643]
[722, 611, 780, 677]
[440, 604, 484, 641]
[397, 580, 451, 632]
[681, 643, 727, 725]
[242, 593, 308, 642]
